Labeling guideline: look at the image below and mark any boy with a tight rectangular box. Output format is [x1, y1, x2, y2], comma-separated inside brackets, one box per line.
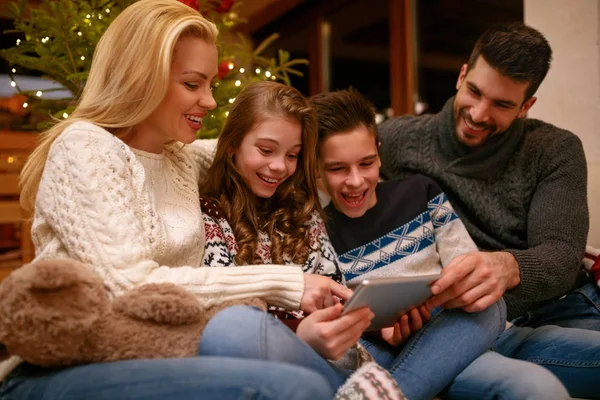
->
[309, 89, 567, 400]
[312, 89, 477, 286]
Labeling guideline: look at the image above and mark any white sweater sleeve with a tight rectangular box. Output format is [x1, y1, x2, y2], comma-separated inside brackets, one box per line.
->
[34, 123, 303, 310]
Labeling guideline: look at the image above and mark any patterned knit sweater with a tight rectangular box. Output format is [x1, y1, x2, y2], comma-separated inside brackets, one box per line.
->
[0, 122, 305, 381]
[325, 175, 477, 283]
[378, 98, 589, 320]
[200, 196, 342, 283]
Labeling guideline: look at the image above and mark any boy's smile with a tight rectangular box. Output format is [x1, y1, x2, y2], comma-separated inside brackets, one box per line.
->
[319, 126, 380, 218]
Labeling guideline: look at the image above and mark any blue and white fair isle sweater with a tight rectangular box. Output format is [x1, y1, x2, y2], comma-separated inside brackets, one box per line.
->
[324, 175, 478, 284]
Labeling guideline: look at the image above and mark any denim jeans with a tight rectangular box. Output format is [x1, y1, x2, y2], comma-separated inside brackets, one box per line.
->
[446, 282, 600, 400]
[359, 300, 506, 400]
[199, 306, 351, 390]
[511, 282, 600, 330]
[201, 301, 506, 400]
[0, 357, 334, 400]
[443, 350, 570, 400]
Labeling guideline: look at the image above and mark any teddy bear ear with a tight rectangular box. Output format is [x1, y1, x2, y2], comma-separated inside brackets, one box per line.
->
[0, 259, 105, 367]
[19, 258, 102, 291]
[113, 283, 203, 326]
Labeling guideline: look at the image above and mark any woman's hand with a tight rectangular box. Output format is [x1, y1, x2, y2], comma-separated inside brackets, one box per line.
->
[381, 305, 431, 346]
[300, 275, 353, 313]
[296, 303, 373, 360]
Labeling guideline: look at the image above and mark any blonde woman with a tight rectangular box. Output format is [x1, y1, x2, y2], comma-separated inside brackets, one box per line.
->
[0, 1, 348, 398]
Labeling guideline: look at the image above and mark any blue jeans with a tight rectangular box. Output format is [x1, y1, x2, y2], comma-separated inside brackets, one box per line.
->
[359, 300, 506, 400]
[201, 302, 506, 400]
[443, 350, 570, 400]
[511, 282, 600, 330]
[199, 306, 350, 389]
[446, 282, 600, 399]
[0, 357, 334, 400]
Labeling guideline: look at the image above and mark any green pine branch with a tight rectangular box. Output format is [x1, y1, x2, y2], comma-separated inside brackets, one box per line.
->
[2, 0, 309, 137]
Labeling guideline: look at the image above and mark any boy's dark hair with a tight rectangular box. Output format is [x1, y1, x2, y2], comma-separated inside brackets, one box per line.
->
[309, 88, 378, 152]
[467, 22, 552, 100]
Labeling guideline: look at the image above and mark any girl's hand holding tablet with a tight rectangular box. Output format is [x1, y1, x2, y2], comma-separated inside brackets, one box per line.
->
[296, 303, 373, 360]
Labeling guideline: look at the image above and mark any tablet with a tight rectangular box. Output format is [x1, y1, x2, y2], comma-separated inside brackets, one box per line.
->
[341, 274, 440, 330]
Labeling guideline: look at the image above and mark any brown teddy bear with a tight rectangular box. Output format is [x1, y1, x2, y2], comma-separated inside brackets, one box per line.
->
[0, 258, 265, 367]
[0, 259, 408, 400]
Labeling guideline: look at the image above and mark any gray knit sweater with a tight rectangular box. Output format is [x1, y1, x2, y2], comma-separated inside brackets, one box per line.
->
[378, 97, 589, 320]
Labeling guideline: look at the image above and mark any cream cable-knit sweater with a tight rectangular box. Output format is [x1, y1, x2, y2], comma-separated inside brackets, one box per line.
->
[0, 121, 304, 381]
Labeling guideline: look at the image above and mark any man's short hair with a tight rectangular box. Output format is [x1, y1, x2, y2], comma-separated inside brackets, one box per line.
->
[467, 23, 552, 100]
[310, 89, 378, 150]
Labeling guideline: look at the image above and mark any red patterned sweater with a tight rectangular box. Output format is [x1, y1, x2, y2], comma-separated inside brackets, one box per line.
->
[200, 196, 344, 323]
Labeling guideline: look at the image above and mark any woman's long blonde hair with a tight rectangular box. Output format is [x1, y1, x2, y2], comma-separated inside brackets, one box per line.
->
[201, 81, 322, 266]
[20, 0, 218, 213]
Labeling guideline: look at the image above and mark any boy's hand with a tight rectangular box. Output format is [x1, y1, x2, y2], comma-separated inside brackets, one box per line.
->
[296, 303, 373, 360]
[381, 306, 431, 346]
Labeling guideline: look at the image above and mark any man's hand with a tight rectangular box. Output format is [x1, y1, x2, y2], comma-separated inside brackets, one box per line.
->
[426, 251, 520, 312]
[296, 303, 373, 360]
[381, 306, 431, 346]
[300, 275, 353, 313]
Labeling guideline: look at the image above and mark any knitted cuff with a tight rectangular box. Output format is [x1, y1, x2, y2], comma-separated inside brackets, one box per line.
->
[334, 362, 406, 400]
[504, 249, 545, 299]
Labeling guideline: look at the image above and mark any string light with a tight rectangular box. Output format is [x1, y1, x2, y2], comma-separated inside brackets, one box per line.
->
[98, 14, 102, 20]
[105, 8, 111, 13]
[228, 63, 234, 70]
[239, 68, 245, 73]
[255, 68, 261, 74]
[36, 91, 42, 97]
[271, 75, 276, 80]
[22, 102, 28, 108]
[16, 39, 20, 45]
[77, 32, 82, 36]
[86, 14, 91, 18]
[63, 112, 69, 119]
[265, 71, 271, 78]
[228, 98, 235, 103]
[80, 56, 85, 60]
[234, 80, 241, 87]
[10, 81, 16, 87]
[11, 68, 16, 73]
[225, 111, 229, 116]
[7, 157, 14, 164]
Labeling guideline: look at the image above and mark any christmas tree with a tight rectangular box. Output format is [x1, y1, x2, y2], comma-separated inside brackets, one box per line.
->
[1, 0, 308, 138]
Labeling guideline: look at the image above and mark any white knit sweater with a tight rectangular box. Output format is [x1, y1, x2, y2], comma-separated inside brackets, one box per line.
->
[0, 121, 304, 381]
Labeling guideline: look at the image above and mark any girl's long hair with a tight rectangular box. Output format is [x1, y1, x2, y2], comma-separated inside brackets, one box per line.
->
[201, 81, 322, 265]
[20, 0, 218, 214]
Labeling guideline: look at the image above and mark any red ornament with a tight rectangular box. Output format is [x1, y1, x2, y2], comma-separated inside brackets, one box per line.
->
[214, 0, 235, 13]
[219, 60, 233, 79]
[178, 0, 199, 10]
